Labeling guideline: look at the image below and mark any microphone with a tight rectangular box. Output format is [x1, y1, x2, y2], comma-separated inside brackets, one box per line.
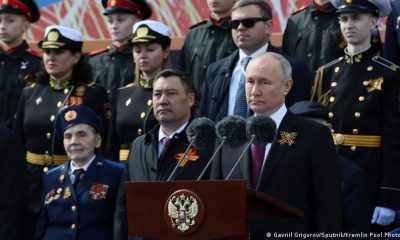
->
[197, 115, 247, 180]
[225, 115, 276, 180]
[166, 118, 216, 181]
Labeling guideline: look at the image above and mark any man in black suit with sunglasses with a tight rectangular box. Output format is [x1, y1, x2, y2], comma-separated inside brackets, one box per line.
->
[200, 0, 312, 122]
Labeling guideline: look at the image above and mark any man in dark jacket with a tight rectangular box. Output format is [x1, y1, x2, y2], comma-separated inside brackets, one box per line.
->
[180, 0, 237, 93]
[384, 0, 400, 64]
[113, 69, 214, 240]
[200, 0, 311, 122]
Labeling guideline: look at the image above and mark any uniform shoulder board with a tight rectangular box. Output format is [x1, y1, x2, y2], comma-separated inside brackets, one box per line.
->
[319, 57, 343, 70]
[26, 48, 42, 58]
[87, 81, 96, 87]
[89, 47, 109, 57]
[372, 56, 400, 72]
[189, 20, 207, 29]
[46, 164, 63, 175]
[118, 83, 134, 89]
[291, 5, 307, 15]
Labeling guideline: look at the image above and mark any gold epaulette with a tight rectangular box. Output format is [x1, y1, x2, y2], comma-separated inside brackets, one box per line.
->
[372, 56, 400, 72]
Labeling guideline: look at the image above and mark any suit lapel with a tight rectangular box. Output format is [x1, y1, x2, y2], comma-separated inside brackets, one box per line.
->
[257, 112, 298, 189]
[75, 156, 103, 196]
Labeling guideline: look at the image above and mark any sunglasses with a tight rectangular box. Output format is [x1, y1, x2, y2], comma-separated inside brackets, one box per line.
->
[229, 17, 269, 29]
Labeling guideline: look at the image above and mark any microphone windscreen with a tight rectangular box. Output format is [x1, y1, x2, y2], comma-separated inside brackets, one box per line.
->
[246, 115, 276, 145]
[186, 117, 216, 149]
[216, 115, 248, 148]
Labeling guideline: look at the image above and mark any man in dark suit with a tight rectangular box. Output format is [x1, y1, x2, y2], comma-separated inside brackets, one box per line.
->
[35, 105, 124, 240]
[200, 0, 312, 122]
[113, 69, 214, 240]
[0, 124, 27, 240]
[211, 52, 343, 236]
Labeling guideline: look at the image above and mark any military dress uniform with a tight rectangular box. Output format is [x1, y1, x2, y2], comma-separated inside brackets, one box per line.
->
[89, 44, 135, 99]
[180, 17, 237, 94]
[282, 2, 345, 73]
[311, 46, 400, 215]
[13, 79, 110, 213]
[106, 78, 157, 161]
[0, 0, 42, 127]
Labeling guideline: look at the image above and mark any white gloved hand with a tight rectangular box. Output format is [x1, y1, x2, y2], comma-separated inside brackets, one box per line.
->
[371, 206, 396, 226]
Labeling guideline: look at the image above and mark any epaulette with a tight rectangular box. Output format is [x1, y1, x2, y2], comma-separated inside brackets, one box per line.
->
[46, 164, 63, 175]
[87, 81, 96, 87]
[372, 56, 400, 72]
[105, 159, 124, 169]
[320, 56, 343, 70]
[118, 83, 134, 89]
[189, 20, 207, 29]
[89, 47, 109, 57]
[291, 5, 307, 15]
[26, 48, 42, 58]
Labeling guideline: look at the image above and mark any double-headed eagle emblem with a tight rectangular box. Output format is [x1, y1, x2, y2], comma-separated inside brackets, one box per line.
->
[168, 194, 199, 232]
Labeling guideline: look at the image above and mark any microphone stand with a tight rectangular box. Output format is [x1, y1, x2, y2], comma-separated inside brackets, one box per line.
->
[197, 136, 226, 180]
[225, 135, 255, 180]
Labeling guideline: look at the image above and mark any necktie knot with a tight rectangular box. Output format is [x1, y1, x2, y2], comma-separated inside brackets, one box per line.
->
[241, 56, 252, 69]
[162, 137, 170, 146]
[73, 169, 85, 189]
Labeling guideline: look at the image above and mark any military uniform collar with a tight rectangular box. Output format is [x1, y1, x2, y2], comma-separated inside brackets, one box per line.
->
[109, 43, 132, 55]
[138, 74, 154, 89]
[344, 46, 377, 64]
[310, 1, 336, 14]
[206, 17, 231, 30]
[49, 76, 72, 90]
[0, 41, 30, 59]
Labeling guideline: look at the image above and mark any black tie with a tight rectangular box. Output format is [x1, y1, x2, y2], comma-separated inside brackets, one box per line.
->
[73, 169, 85, 189]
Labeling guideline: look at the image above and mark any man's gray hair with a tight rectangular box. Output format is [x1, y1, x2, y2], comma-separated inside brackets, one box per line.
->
[262, 52, 292, 82]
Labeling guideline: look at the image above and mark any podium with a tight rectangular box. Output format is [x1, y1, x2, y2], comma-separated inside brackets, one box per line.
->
[125, 180, 302, 240]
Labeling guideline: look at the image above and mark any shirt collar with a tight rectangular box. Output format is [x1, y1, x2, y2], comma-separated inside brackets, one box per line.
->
[238, 43, 269, 64]
[69, 154, 96, 174]
[266, 104, 287, 130]
[158, 122, 189, 142]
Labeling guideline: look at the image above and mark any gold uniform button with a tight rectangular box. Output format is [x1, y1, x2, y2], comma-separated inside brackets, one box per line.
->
[147, 100, 152, 106]
[367, 66, 373, 71]
[352, 129, 358, 134]
[137, 128, 142, 135]
[46, 132, 52, 139]
[351, 146, 357, 151]
[71, 224, 76, 229]
[64, 88, 69, 94]
[363, 81, 369, 86]
[50, 115, 55, 121]
[359, 96, 365, 102]
[354, 112, 361, 118]
[329, 112, 334, 118]
[140, 112, 145, 119]
[71, 205, 77, 212]
[331, 82, 337, 87]
[331, 129, 335, 133]
[334, 67, 340, 73]
[43, 167, 49, 173]
[329, 96, 335, 102]
[335, 134, 345, 145]
[57, 101, 62, 108]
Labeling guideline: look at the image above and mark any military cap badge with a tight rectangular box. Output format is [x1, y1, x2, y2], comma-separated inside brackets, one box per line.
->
[65, 110, 77, 122]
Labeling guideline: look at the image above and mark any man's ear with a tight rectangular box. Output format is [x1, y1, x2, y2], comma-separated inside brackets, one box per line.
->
[95, 134, 102, 149]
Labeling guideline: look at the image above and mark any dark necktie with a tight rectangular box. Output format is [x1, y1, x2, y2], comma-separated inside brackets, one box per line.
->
[251, 144, 265, 186]
[159, 137, 170, 159]
[233, 56, 252, 118]
[73, 169, 85, 189]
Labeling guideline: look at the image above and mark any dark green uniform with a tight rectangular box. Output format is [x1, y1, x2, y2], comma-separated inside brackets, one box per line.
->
[282, 2, 345, 73]
[180, 18, 237, 94]
[0, 41, 42, 127]
[13, 79, 110, 213]
[311, 47, 400, 216]
[89, 44, 135, 99]
[105, 78, 157, 162]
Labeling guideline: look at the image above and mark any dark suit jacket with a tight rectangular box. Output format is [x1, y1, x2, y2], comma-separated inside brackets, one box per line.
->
[200, 45, 312, 122]
[35, 156, 123, 240]
[211, 111, 343, 235]
[0, 124, 27, 240]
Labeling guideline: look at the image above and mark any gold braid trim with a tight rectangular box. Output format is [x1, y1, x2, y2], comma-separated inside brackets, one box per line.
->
[311, 66, 332, 106]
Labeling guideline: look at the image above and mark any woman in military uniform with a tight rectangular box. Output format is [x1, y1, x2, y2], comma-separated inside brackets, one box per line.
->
[13, 25, 110, 237]
[106, 20, 171, 161]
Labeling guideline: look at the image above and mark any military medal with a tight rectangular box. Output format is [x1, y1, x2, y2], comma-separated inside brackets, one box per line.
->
[20, 61, 28, 70]
[45, 189, 56, 205]
[89, 183, 109, 200]
[63, 187, 72, 200]
[59, 174, 65, 183]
